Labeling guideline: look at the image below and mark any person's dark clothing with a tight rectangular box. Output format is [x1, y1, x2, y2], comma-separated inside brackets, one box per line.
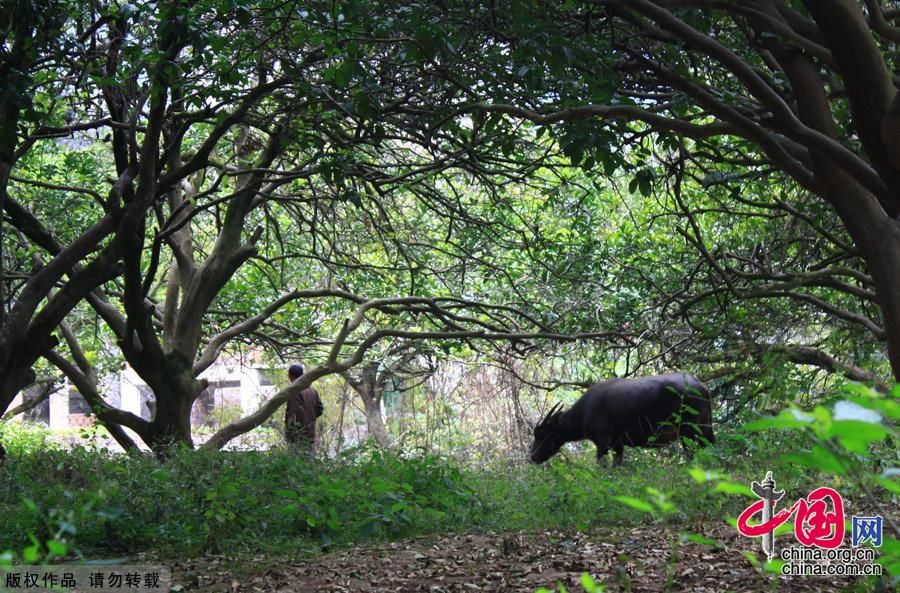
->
[285, 387, 323, 449]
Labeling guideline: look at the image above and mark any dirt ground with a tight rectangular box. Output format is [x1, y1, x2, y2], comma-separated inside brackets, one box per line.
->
[168, 524, 879, 593]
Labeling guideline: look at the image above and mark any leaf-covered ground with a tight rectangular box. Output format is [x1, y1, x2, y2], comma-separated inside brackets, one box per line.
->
[169, 525, 872, 593]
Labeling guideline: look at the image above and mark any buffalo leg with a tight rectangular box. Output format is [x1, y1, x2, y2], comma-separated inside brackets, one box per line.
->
[612, 443, 624, 467]
[594, 435, 612, 466]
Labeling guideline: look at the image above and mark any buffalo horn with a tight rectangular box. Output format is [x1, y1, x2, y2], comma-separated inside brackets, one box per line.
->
[539, 402, 563, 426]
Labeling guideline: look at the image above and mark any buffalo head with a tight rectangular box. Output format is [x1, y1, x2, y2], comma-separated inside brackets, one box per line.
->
[529, 403, 565, 463]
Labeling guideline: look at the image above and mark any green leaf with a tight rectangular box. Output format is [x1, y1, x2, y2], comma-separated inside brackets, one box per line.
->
[741, 550, 760, 567]
[680, 532, 718, 546]
[833, 400, 882, 423]
[826, 420, 887, 453]
[580, 572, 606, 592]
[874, 398, 900, 421]
[713, 482, 755, 498]
[781, 445, 848, 475]
[742, 410, 813, 432]
[332, 61, 355, 88]
[874, 475, 900, 495]
[688, 467, 721, 484]
[612, 495, 654, 513]
[638, 176, 651, 197]
[347, 192, 363, 208]
[46, 540, 67, 558]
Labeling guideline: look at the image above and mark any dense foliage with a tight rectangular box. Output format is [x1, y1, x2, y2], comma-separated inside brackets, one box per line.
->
[1, 1, 898, 588]
[1, 0, 898, 458]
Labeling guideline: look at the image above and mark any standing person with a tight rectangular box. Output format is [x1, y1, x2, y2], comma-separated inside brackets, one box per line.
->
[284, 364, 324, 453]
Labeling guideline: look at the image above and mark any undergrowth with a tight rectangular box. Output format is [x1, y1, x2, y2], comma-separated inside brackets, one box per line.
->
[0, 434, 724, 559]
[0, 384, 896, 588]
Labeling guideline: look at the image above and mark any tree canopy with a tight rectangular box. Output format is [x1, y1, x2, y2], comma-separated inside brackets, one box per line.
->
[1, 0, 897, 453]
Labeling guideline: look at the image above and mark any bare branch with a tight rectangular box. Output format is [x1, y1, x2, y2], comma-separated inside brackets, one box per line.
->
[467, 102, 737, 138]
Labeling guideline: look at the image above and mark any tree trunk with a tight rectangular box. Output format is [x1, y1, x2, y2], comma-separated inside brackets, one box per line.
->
[831, 194, 900, 382]
[0, 367, 35, 419]
[343, 367, 393, 448]
[146, 400, 195, 457]
[335, 384, 349, 454]
[765, 17, 900, 381]
[362, 394, 393, 448]
[136, 353, 206, 456]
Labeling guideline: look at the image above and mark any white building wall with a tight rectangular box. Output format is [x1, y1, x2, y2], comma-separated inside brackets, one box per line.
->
[14, 358, 285, 434]
[48, 388, 68, 430]
[120, 367, 143, 418]
[240, 368, 278, 415]
[6, 392, 23, 421]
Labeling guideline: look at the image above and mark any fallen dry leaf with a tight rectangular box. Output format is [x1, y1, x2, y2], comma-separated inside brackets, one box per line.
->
[162, 525, 878, 593]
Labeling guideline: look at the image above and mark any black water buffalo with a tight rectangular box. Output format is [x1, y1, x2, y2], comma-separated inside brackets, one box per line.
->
[529, 373, 715, 466]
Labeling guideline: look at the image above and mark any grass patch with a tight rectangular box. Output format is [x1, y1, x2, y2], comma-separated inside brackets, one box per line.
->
[0, 428, 851, 561]
[1, 399, 895, 586]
